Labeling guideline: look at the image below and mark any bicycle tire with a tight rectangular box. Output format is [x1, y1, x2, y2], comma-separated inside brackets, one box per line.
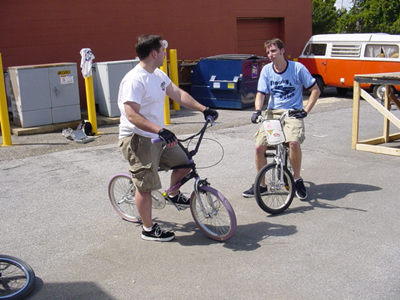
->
[190, 186, 236, 241]
[108, 173, 141, 223]
[0, 255, 36, 300]
[254, 163, 295, 215]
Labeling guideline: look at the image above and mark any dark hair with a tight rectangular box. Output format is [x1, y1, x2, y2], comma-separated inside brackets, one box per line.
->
[264, 38, 285, 50]
[135, 35, 163, 60]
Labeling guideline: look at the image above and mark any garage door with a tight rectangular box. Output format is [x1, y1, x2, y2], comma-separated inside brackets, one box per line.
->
[237, 18, 283, 56]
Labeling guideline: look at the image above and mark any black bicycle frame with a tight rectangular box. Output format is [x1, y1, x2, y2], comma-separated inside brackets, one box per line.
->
[164, 118, 212, 196]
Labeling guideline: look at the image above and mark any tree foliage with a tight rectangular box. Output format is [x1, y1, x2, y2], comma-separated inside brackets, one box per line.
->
[312, 0, 400, 34]
[312, 0, 338, 34]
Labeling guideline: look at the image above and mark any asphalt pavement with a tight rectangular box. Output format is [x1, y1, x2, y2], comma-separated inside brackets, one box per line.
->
[1, 89, 399, 300]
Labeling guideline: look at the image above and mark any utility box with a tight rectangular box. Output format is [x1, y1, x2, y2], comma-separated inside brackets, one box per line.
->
[191, 54, 269, 109]
[93, 59, 139, 117]
[8, 63, 81, 127]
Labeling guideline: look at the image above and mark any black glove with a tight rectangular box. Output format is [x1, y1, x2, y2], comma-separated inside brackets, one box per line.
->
[290, 109, 308, 119]
[251, 110, 262, 123]
[158, 128, 177, 144]
[203, 108, 219, 121]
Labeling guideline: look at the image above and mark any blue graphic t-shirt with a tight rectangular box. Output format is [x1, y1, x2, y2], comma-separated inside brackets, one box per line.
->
[257, 60, 316, 110]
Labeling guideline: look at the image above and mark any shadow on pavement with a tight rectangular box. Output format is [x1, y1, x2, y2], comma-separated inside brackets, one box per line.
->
[269, 181, 381, 216]
[28, 277, 115, 300]
[167, 220, 297, 252]
[306, 181, 382, 201]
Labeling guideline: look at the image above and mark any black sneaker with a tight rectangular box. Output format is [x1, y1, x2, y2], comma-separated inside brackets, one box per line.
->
[168, 191, 190, 207]
[242, 185, 268, 198]
[295, 178, 307, 200]
[141, 223, 175, 242]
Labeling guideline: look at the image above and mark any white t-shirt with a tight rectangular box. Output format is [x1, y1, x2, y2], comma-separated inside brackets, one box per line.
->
[118, 64, 171, 139]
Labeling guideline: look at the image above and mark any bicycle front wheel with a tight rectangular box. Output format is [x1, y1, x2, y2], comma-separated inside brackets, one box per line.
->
[108, 173, 141, 223]
[0, 255, 36, 300]
[190, 186, 236, 241]
[254, 163, 295, 215]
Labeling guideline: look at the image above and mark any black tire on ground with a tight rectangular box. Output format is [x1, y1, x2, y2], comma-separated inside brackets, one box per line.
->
[0, 255, 36, 300]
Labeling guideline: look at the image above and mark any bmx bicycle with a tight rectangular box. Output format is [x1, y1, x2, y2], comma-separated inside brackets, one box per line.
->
[253, 109, 305, 215]
[108, 117, 237, 241]
[0, 255, 36, 300]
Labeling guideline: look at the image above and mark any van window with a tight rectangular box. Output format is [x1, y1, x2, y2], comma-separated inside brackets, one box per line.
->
[331, 44, 361, 57]
[365, 44, 399, 58]
[303, 43, 326, 56]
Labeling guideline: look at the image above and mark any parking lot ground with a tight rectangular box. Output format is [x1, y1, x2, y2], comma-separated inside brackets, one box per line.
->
[1, 89, 400, 299]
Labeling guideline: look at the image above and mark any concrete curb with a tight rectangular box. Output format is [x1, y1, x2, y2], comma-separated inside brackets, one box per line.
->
[10, 114, 120, 136]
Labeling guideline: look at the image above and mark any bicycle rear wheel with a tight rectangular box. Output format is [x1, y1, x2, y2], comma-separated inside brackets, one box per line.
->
[254, 163, 295, 215]
[190, 186, 236, 241]
[108, 173, 141, 223]
[0, 255, 36, 300]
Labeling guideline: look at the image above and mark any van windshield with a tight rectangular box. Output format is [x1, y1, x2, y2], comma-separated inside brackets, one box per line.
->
[303, 43, 327, 56]
[365, 44, 399, 58]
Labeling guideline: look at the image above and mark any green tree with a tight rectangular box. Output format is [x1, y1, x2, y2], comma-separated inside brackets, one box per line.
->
[312, 0, 338, 34]
[337, 0, 400, 34]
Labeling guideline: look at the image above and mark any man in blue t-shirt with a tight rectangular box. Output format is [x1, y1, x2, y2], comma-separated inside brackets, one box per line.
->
[243, 38, 320, 200]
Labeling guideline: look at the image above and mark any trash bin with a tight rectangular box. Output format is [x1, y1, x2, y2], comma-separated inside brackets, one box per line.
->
[191, 54, 269, 109]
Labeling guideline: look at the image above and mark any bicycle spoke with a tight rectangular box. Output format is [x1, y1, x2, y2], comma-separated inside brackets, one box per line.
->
[190, 187, 236, 241]
[255, 164, 295, 215]
[108, 174, 141, 223]
[0, 256, 35, 299]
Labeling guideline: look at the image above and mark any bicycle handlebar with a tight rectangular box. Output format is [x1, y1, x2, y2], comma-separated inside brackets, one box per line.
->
[151, 116, 216, 144]
[206, 115, 216, 124]
[256, 109, 305, 123]
[151, 137, 163, 143]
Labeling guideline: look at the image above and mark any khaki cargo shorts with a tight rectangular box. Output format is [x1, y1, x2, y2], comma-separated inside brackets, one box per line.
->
[119, 134, 189, 192]
[254, 109, 305, 146]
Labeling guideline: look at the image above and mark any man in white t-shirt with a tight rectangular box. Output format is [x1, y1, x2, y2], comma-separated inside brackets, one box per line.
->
[118, 35, 218, 242]
[242, 38, 320, 200]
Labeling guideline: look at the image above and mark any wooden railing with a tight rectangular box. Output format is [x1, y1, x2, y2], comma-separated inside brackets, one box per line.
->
[352, 72, 400, 156]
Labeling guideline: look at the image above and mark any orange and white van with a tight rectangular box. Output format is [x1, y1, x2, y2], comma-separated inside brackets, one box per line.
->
[298, 33, 400, 97]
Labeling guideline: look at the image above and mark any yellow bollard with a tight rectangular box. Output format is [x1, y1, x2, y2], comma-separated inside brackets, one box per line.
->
[84, 75, 98, 135]
[160, 50, 170, 125]
[169, 49, 180, 111]
[80, 48, 98, 135]
[0, 53, 12, 146]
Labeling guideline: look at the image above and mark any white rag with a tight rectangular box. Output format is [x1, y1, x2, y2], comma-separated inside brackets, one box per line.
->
[80, 48, 95, 78]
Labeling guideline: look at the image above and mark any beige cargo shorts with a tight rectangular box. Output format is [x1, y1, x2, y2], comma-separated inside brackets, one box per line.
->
[119, 134, 189, 192]
[254, 109, 305, 146]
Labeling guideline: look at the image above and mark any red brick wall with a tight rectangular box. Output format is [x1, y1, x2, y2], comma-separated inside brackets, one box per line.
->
[0, 0, 312, 106]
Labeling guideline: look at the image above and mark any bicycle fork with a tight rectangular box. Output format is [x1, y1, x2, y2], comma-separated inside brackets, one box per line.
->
[271, 145, 286, 190]
[194, 178, 217, 219]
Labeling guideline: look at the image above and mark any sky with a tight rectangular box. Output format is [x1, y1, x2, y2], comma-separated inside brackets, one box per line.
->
[335, 0, 353, 9]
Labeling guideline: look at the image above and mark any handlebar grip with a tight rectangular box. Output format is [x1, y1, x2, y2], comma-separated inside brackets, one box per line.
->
[206, 115, 214, 122]
[256, 115, 264, 123]
[151, 137, 163, 144]
[206, 115, 217, 125]
[288, 109, 303, 115]
[288, 109, 307, 119]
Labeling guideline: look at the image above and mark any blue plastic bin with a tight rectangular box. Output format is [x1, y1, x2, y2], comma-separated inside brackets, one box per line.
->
[191, 54, 269, 109]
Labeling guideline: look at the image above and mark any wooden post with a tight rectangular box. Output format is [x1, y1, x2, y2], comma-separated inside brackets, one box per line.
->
[383, 85, 390, 143]
[351, 81, 361, 150]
